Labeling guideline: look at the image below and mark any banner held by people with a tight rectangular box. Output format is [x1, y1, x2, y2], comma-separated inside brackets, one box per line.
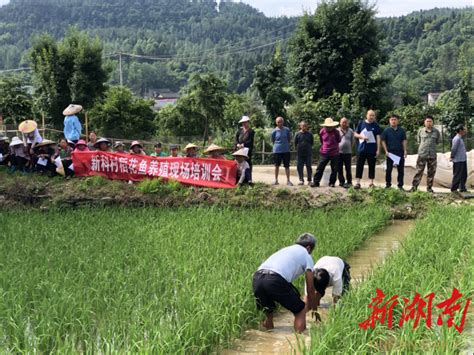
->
[72, 151, 237, 188]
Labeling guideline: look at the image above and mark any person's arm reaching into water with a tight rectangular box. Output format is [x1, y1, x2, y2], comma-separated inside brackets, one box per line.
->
[305, 270, 317, 310]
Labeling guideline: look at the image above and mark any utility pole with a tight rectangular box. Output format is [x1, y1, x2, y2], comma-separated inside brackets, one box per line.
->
[119, 52, 123, 86]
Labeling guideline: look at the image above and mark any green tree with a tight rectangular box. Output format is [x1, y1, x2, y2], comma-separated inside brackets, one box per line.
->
[288, 91, 347, 130]
[390, 104, 440, 134]
[157, 73, 228, 140]
[157, 96, 204, 137]
[89, 86, 156, 139]
[350, 57, 368, 115]
[30, 28, 110, 127]
[185, 73, 228, 143]
[436, 53, 472, 138]
[253, 47, 293, 120]
[289, 0, 383, 99]
[0, 74, 33, 125]
[223, 92, 267, 130]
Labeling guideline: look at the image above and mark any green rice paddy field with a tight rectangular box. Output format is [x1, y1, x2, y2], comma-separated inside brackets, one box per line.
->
[0, 205, 472, 353]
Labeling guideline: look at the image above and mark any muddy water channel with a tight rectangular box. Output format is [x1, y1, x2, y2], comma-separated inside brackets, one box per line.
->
[222, 220, 415, 355]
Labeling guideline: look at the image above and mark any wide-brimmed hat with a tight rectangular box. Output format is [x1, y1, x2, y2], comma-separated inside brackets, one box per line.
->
[76, 139, 87, 147]
[204, 144, 225, 154]
[183, 143, 198, 151]
[114, 141, 125, 148]
[63, 104, 83, 116]
[9, 137, 23, 147]
[94, 138, 111, 148]
[0, 136, 9, 142]
[239, 115, 250, 124]
[232, 147, 249, 159]
[18, 120, 37, 134]
[321, 118, 339, 127]
[67, 140, 76, 148]
[130, 140, 142, 149]
[35, 139, 56, 149]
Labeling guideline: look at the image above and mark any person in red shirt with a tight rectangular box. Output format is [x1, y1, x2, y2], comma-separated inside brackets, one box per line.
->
[311, 118, 341, 188]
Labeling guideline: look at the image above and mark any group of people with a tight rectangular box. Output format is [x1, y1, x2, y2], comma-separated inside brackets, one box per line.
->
[271, 110, 470, 193]
[253, 234, 350, 332]
[0, 104, 469, 192]
[0, 104, 255, 185]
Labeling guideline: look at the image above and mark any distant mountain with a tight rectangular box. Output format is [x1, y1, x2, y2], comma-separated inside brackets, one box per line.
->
[0, 0, 296, 92]
[0, 1, 471, 97]
[378, 8, 473, 99]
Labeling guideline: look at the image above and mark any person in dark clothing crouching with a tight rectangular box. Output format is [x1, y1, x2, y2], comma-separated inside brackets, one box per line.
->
[252, 233, 317, 332]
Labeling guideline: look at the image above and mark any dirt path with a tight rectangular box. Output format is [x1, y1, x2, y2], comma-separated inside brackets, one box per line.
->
[221, 220, 415, 354]
[252, 165, 452, 193]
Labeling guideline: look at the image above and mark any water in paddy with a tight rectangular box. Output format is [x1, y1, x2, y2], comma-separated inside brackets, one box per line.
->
[221, 219, 415, 354]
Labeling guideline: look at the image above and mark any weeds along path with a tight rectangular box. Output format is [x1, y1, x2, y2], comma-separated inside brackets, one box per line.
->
[221, 220, 415, 354]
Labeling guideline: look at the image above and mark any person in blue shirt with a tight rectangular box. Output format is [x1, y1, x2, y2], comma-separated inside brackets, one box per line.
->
[450, 124, 468, 193]
[353, 110, 382, 189]
[271, 116, 293, 186]
[381, 114, 407, 190]
[63, 104, 83, 143]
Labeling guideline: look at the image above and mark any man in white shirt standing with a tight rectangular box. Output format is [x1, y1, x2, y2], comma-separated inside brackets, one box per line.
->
[252, 233, 317, 333]
[310, 256, 351, 307]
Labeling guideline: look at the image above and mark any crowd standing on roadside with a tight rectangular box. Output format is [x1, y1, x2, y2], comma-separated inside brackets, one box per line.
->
[0, 104, 470, 192]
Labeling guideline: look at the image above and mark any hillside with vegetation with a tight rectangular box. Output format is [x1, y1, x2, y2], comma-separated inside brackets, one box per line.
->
[0, 1, 471, 97]
[378, 8, 473, 102]
[0, 0, 471, 141]
[0, 0, 296, 92]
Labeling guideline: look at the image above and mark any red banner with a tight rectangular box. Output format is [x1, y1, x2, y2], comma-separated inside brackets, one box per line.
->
[72, 151, 237, 189]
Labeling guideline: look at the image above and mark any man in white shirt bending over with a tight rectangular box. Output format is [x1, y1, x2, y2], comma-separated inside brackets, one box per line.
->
[252, 233, 317, 333]
[308, 256, 351, 308]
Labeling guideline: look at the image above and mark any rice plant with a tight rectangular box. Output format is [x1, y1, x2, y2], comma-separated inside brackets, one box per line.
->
[309, 205, 473, 354]
[0, 205, 389, 353]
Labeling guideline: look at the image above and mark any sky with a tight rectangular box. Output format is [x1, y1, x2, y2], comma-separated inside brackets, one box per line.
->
[0, 0, 471, 17]
[241, 0, 472, 17]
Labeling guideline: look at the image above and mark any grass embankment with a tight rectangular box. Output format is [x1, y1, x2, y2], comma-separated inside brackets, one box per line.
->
[0, 206, 390, 353]
[309, 205, 474, 353]
[0, 169, 344, 210]
[0, 169, 464, 218]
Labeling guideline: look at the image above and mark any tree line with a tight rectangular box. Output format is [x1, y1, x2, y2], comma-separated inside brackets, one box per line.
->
[0, 0, 471, 142]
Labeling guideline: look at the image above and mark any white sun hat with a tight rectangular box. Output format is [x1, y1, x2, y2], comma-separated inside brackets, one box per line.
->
[238, 115, 250, 124]
[232, 147, 249, 159]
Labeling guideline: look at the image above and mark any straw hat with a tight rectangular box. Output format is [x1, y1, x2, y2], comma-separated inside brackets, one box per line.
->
[321, 118, 339, 127]
[94, 138, 111, 148]
[76, 139, 87, 147]
[183, 143, 199, 151]
[18, 120, 37, 134]
[63, 104, 83, 116]
[34, 139, 56, 149]
[204, 144, 225, 154]
[232, 147, 249, 159]
[9, 137, 23, 147]
[130, 140, 142, 149]
[239, 115, 250, 124]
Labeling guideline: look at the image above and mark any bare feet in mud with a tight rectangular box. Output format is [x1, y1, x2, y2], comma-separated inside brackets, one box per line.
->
[261, 318, 274, 331]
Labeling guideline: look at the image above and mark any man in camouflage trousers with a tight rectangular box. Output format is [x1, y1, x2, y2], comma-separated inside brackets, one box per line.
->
[410, 116, 441, 193]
